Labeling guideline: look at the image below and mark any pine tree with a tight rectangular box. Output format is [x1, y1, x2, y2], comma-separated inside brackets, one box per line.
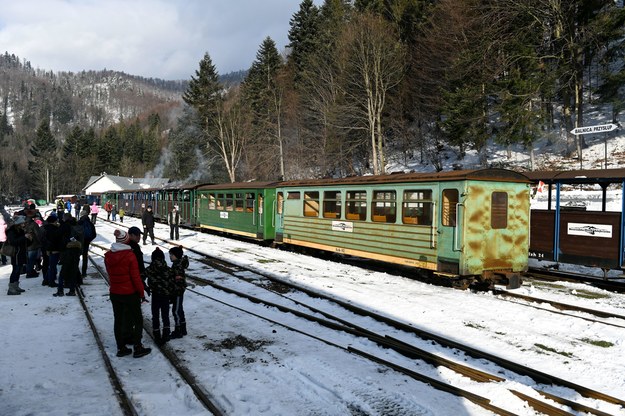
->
[182, 52, 222, 138]
[287, 0, 321, 81]
[29, 118, 57, 199]
[242, 37, 285, 179]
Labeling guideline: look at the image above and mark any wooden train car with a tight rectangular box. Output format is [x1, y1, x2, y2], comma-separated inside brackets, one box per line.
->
[526, 168, 625, 276]
[195, 182, 279, 240]
[274, 169, 530, 288]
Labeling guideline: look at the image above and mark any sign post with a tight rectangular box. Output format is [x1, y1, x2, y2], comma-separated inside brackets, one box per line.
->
[570, 123, 618, 169]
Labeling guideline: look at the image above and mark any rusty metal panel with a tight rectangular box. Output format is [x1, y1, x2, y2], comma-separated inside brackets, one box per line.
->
[462, 181, 530, 275]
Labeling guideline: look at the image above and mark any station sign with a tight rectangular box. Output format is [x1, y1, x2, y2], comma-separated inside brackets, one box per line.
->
[570, 123, 617, 135]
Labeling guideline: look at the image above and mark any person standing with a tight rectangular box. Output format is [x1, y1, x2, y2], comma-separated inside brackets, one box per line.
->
[141, 205, 155, 245]
[0, 211, 8, 266]
[111, 204, 117, 222]
[118, 207, 125, 223]
[41, 213, 63, 287]
[104, 200, 113, 221]
[6, 216, 30, 295]
[55, 236, 81, 297]
[169, 246, 189, 338]
[167, 206, 180, 240]
[104, 229, 151, 358]
[73, 201, 81, 218]
[77, 211, 97, 281]
[145, 247, 175, 346]
[56, 199, 65, 217]
[128, 226, 150, 296]
[24, 216, 43, 278]
[90, 202, 99, 224]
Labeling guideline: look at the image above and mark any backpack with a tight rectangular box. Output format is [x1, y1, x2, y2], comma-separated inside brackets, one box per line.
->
[82, 218, 96, 242]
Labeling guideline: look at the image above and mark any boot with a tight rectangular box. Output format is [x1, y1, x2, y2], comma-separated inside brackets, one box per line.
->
[170, 325, 183, 339]
[7, 282, 22, 295]
[133, 344, 151, 358]
[153, 330, 163, 346]
[16, 282, 26, 293]
[53, 288, 64, 297]
[116, 346, 132, 357]
[180, 323, 187, 336]
[162, 328, 171, 344]
[66, 290, 76, 296]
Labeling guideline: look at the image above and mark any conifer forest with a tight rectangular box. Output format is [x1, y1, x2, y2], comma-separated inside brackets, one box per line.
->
[0, 0, 624, 202]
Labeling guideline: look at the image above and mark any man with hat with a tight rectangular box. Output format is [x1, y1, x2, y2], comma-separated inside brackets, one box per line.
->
[141, 206, 156, 245]
[128, 226, 150, 297]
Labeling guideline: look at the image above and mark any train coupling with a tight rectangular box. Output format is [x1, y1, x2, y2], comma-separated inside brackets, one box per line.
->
[483, 271, 522, 289]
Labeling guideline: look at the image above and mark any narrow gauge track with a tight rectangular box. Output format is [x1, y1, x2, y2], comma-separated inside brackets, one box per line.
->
[95, 220, 624, 414]
[527, 268, 625, 294]
[170, 249, 619, 415]
[86, 245, 224, 416]
[73, 277, 139, 416]
[492, 288, 625, 329]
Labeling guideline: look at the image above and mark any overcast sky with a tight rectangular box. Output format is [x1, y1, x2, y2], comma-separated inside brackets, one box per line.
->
[0, 0, 321, 80]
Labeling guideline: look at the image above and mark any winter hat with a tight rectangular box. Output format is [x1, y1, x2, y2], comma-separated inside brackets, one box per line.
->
[114, 229, 130, 244]
[128, 226, 143, 236]
[169, 246, 183, 259]
[47, 213, 58, 223]
[151, 247, 165, 262]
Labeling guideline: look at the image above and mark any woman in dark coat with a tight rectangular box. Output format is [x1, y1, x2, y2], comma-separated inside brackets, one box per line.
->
[6, 216, 30, 295]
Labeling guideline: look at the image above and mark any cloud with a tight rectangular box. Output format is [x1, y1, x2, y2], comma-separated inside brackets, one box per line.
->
[0, 0, 320, 80]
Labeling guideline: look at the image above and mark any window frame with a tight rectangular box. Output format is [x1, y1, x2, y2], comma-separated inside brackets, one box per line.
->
[371, 190, 396, 223]
[346, 190, 367, 221]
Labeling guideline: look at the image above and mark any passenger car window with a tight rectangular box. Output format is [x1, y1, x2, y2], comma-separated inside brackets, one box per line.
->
[323, 191, 341, 219]
[346, 191, 367, 221]
[371, 190, 396, 223]
[402, 190, 432, 225]
[304, 191, 320, 217]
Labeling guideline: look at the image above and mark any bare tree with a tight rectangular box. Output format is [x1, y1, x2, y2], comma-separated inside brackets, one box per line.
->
[339, 13, 406, 175]
[213, 87, 247, 182]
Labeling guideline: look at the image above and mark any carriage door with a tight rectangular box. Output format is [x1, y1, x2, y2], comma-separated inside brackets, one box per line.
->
[437, 188, 462, 273]
[257, 193, 264, 229]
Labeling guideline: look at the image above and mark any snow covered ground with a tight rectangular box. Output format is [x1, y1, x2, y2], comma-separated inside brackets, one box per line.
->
[1, 206, 625, 415]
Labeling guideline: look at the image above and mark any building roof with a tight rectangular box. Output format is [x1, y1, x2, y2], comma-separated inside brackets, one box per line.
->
[82, 173, 170, 194]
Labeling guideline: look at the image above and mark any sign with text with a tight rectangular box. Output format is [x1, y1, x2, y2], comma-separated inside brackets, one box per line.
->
[570, 123, 617, 135]
[567, 222, 612, 238]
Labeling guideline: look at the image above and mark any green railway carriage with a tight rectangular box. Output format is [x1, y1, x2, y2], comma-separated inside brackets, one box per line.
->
[195, 182, 279, 240]
[155, 186, 200, 226]
[274, 169, 530, 288]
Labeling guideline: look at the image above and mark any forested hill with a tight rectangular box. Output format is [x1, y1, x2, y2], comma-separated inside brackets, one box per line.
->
[0, 52, 245, 202]
[0, 52, 186, 129]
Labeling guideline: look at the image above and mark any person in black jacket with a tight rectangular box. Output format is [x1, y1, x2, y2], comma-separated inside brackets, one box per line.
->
[145, 247, 174, 345]
[141, 206, 155, 245]
[6, 216, 30, 295]
[41, 213, 64, 287]
[167, 206, 180, 240]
